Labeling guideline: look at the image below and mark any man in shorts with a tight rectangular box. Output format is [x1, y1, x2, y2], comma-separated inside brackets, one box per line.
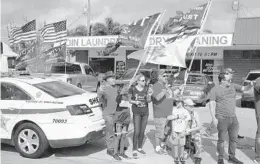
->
[152, 69, 182, 154]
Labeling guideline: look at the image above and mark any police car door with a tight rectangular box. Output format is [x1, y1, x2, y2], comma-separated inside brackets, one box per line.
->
[0, 82, 30, 139]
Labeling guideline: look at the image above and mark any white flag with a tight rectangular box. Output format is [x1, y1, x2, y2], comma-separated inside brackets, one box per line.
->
[127, 36, 195, 68]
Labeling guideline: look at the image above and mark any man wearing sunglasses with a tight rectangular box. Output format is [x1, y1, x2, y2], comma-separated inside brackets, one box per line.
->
[224, 68, 245, 139]
[209, 70, 254, 164]
[152, 69, 183, 154]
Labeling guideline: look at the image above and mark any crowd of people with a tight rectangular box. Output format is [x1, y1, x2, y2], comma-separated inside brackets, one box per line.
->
[97, 68, 260, 164]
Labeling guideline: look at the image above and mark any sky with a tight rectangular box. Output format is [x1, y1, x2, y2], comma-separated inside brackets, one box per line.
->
[1, 0, 260, 44]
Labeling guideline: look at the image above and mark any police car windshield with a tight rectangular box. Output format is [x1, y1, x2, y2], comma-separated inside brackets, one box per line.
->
[33, 81, 85, 98]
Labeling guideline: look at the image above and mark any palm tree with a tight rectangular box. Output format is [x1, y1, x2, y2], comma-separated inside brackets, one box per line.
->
[91, 17, 121, 36]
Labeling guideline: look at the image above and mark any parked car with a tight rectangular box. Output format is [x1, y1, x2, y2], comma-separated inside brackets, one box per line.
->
[0, 76, 105, 158]
[172, 72, 215, 106]
[241, 69, 260, 108]
[31, 62, 99, 92]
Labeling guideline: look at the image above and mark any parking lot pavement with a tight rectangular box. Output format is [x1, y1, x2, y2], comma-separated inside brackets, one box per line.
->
[1, 105, 257, 164]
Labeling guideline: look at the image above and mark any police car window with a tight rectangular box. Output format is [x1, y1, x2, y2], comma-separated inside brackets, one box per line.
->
[33, 81, 85, 98]
[0, 83, 31, 100]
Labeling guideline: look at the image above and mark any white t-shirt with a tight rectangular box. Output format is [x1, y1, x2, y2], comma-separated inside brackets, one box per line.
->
[171, 107, 191, 133]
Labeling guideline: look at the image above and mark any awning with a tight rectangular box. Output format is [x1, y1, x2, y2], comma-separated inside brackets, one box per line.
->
[233, 17, 260, 45]
[1, 42, 19, 57]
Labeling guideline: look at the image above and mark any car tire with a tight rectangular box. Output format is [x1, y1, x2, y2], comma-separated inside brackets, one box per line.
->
[13, 123, 49, 159]
[77, 83, 82, 88]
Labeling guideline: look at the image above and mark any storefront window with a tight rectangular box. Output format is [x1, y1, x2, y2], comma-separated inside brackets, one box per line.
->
[186, 60, 201, 73]
[202, 60, 214, 75]
[89, 58, 115, 73]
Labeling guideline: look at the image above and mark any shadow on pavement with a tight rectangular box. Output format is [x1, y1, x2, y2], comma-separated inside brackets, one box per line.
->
[1, 144, 54, 158]
[146, 130, 156, 149]
[201, 122, 255, 162]
[52, 138, 106, 157]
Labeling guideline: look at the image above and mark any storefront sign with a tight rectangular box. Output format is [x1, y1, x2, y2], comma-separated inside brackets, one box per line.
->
[148, 34, 233, 47]
[67, 34, 233, 48]
[186, 48, 223, 60]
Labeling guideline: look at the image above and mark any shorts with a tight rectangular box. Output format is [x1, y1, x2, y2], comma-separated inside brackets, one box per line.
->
[154, 117, 167, 139]
[167, 133, 186, 147]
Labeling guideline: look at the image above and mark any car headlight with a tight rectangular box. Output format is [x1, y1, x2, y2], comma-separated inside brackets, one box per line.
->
[189, 91, 204, 96]
[67, 104, 93, 115]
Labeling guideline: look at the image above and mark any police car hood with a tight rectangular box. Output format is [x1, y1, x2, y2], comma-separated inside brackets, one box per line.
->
[56, 92, 99, 108]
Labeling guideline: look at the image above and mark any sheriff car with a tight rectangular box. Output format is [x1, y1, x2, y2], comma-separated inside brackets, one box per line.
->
[0, 76, 105, 158]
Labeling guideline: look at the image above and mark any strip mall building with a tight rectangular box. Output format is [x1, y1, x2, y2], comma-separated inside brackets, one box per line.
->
[66, 17, 260, 84]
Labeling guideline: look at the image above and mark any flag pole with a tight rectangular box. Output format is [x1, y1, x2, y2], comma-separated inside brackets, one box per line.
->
[129, 10, 166, 86]
[188, 0, 212, 71]
[181, 0, 212, 96]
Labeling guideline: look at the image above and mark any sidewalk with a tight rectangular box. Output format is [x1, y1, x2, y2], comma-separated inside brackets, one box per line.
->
[55, 105, 257, 164]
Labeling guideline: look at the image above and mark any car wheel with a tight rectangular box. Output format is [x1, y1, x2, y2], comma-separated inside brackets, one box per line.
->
[13, 123, 49, 158]
[77, 83, 82, 88]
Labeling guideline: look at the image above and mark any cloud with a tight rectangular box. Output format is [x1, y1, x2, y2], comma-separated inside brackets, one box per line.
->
[37, 7, 76, 28]
[90, 6, 112, 24]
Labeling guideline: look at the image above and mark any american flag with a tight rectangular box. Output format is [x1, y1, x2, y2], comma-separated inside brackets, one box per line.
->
[41, 20, 67, 43]
[9, 20, 36, 45]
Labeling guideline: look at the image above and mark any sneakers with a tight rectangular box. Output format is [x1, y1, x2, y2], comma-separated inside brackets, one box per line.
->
[112, 154, 122, 161]
[119, 153, 131, 159]
[194, 157, 202, 164]
[137, 149, 146, 155]
[133, 152, 138, 159]
[218, 159, 224, 164]
[155, 148, 165, 155]
[228, 157, 243, 164]
[174, 158, 180, 164]
[180, 157, 186, 164]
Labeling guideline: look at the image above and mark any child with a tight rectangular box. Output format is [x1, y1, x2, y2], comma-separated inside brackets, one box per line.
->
[183, 99, 202, 164]
[165, 97, 191, 164]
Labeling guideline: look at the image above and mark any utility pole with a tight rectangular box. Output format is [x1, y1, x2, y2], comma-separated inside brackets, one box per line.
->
[84, 0, 91, 36]
[232, 0, 240, 18]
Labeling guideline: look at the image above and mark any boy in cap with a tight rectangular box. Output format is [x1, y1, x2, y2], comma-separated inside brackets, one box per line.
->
[97, 71, 122, 160]
[165, 96, 191, 164]
[183, 99, 202, 164]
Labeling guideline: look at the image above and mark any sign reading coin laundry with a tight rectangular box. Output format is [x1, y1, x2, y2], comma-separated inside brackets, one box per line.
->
[67, 34, 233, 48]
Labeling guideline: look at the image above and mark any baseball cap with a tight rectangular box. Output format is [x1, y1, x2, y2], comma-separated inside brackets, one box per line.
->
[223, 68, 235, 74]
[184, 99, 195, 106]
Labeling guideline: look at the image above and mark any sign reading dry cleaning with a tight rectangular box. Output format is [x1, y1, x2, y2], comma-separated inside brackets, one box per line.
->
[66, 34, 233, 48]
